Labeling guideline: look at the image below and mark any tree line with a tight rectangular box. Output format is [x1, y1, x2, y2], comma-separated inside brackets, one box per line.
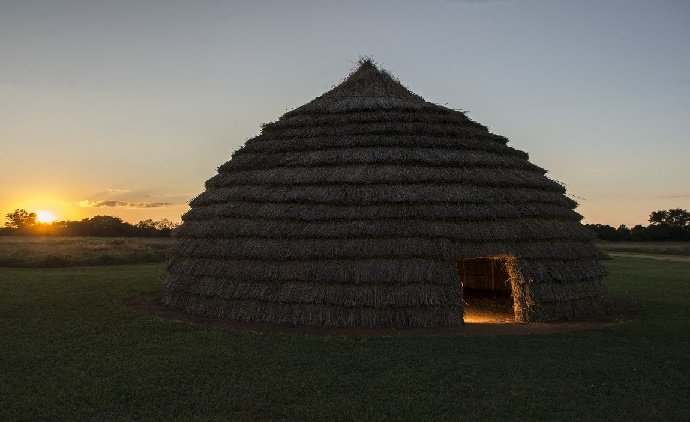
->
[1, 209, 178, 237]
[3, 207, 689, 240]
[586, 208, 690, 241]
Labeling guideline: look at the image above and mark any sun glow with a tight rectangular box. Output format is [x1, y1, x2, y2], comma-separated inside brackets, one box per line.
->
[36, 210, 56, 223]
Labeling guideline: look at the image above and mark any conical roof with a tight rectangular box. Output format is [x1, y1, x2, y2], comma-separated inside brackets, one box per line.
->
[163, 60, 607, 328]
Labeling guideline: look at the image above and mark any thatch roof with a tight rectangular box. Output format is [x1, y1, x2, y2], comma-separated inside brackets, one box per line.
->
[162, 59, 607, 327]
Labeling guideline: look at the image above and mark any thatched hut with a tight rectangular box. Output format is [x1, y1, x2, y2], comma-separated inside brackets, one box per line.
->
[162, 60, 607, 327]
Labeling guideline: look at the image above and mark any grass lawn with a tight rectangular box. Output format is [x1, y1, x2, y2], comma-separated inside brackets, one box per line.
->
[597, 240, 690, 256]
[1, 259, 689, 420]
[0, 236, 169, 267]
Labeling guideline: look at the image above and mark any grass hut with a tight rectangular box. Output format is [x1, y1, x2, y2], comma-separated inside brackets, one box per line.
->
[162, 60, 607, 327]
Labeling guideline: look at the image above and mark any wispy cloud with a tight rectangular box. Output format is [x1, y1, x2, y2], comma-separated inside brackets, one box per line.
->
[76, 200, 173, 208]
[106, 188, 132, 193]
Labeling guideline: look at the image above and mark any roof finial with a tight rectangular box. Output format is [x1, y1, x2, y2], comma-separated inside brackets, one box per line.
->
[356, 56, 378, 70]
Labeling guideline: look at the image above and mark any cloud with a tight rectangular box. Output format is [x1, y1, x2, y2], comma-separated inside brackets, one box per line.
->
[106, 188, 132, 193]
[76, 200, 173, 208]
[131, 202, 174, 208]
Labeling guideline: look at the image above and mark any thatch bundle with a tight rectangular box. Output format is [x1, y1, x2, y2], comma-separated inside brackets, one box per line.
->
[162, 60, 607, 327]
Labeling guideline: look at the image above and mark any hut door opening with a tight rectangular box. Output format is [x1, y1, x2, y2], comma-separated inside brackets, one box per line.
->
[458, 257, 515, 323]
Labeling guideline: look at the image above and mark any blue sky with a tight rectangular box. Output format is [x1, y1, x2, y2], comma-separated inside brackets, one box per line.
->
[1, 0, 688, 225]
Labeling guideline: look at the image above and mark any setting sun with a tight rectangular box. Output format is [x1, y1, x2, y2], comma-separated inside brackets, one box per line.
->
[36, 210, 56, 223]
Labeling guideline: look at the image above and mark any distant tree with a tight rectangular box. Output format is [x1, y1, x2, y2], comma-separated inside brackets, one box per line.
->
[649, 208, 690, 228]
[134, 219, 156, 236]
[648, 224, 675, 240]
[615, 225, 631, 241]
[4, 209, 37, 230]
[133, 219, 176, 236]
[153, 219, 177, 231]
[629, 225, 648, 241]
[136, 219, 156, 230]
[648, 208, 690, 241]
[585, 224, 619, 241]
[81, 216, 133, 236]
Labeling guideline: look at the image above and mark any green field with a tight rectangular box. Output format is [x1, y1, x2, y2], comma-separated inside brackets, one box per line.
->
[1, 258, 689, 420]
[597, 240, 690, 256]
[0, 236, 169, 267]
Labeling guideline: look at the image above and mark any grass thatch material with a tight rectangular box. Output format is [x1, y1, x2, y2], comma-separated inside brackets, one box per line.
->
[163, 59, 607, 327]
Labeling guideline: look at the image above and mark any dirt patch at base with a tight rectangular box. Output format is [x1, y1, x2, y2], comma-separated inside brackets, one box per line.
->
[125, 292, 639, 336]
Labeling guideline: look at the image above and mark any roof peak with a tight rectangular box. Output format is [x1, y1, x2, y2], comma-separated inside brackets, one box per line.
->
[281, 59, 445, 117]
[320, 59, 425, 102]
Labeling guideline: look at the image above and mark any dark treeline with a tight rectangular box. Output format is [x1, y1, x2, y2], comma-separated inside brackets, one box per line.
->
[3, 208, 689, 240]
[2, 209, 177, 237]
[585, 223, 690, 241]
[585, 208, 690, 241]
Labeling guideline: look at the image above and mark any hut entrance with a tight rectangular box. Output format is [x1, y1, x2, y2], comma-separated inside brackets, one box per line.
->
[458, 257, 515, 323]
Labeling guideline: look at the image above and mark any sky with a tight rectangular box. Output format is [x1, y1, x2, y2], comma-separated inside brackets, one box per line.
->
[1, 0, 689, 227]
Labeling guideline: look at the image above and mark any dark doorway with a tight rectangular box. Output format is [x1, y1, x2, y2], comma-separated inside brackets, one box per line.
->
[458, 257, 515, 323]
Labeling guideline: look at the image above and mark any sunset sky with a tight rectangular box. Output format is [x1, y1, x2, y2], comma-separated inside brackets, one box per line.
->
[2, 0, 688, 227]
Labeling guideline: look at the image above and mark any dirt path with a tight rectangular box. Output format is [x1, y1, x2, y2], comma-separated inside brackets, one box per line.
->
[126, 293, 637, 337]
[608, 253, 690, 263]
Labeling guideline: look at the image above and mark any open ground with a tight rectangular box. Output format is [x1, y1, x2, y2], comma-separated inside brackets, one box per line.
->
[597, 240, 690, 256]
